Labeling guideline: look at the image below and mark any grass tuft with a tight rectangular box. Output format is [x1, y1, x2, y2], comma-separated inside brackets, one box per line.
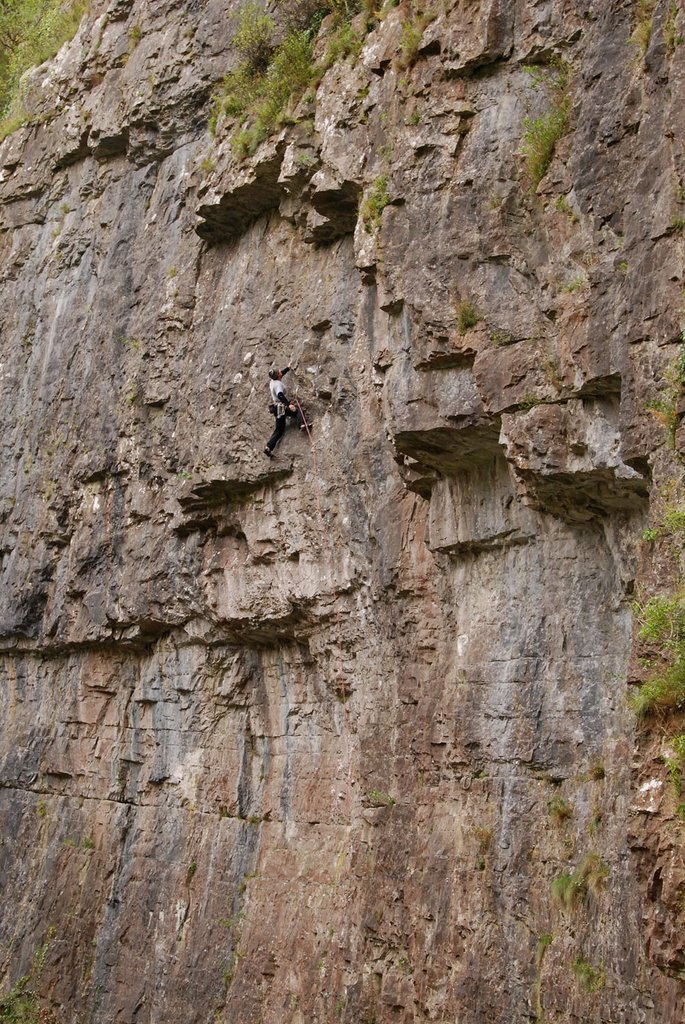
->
[548, 793, 573, 825]
[572, 956, 606, 993]
[665, 1, 684, 53]
[551, 852, 609, 910]
[456, 300, 483, 335]
[360, 175, 390, 232]
[631, 0, 657, 56]
[366, 789, 395, 807]
[629, 658, 685, 717]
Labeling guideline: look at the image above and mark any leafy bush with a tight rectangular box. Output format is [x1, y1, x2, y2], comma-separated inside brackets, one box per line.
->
[0, 0, 88, 127]
[210, 65, 257, 129]
[233, 1, 276, 74]
[0, 975, 41, 1024]
[255, 30, 314, 125]
[212, 18, 316, 148]
[278, 0, 331, 33]
[213, 28, 315, 149]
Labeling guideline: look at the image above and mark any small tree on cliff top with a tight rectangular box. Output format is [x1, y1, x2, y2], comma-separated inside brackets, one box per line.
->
[0, 0, 88, 123]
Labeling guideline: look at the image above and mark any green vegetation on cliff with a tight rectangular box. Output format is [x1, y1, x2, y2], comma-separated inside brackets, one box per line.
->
[0, 0, 88, 136]
[631, 583, 685, 716]
[632, 347, 685, 719]
[520, 59, 571, 187]
[211, 0, 381, 156]
[0, 932, 56, 1023]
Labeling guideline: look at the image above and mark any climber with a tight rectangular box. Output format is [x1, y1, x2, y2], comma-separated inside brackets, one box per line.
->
[264, 366, 312, 457]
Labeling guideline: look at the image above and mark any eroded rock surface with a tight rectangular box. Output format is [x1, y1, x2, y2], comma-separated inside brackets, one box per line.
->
[1, 0, 685, 1021]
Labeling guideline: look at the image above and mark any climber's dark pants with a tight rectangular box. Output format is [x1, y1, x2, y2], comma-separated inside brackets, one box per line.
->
[266, 414, 286, 452]
[266, 403, 307, 452]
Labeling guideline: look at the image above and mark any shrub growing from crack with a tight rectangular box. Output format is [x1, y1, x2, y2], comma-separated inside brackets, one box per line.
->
[0, 932, 56, 1023]
[360, 175, 390, 232]
[520, 59, 571, 187]
[561, 274, 586, 293]
[233, 1, 276, 74]
[554, 194, 579, 221]
[456, 300, 482, 335]
[0, 975, 42, 1024]
[397, 17, 423, 68]
[128, 22, 143, 50]
[630, 659, 685, 717]
[213, 27, 316, 154]
[322, 18, 364, 67]
[533, 933, 553, 1019]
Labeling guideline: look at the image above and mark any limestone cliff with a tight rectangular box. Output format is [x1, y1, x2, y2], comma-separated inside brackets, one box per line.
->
[1, 0, 685, 1021]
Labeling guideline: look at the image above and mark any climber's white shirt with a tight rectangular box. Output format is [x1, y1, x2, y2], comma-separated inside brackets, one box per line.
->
[270, 378, 286, 403]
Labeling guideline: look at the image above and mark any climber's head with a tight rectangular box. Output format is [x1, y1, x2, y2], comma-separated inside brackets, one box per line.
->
[269, 368, 281, 380]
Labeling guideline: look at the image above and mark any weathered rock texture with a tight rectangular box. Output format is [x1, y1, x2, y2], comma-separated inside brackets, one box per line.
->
[1, 0, 685, 1021]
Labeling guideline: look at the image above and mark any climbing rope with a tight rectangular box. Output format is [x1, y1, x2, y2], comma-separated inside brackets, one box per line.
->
[290, 387, 355, 825]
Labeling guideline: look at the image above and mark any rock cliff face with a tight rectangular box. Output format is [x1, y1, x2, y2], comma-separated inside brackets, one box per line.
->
[2, 0, 685, 1021]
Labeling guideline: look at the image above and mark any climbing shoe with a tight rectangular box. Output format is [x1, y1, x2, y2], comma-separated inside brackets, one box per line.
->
[264, 446, 273, 458]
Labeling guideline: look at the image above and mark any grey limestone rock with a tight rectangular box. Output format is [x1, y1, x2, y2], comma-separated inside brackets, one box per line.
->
[1, 0, 684, 1022]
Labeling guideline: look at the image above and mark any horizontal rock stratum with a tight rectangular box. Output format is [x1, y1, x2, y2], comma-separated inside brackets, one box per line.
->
[1, 0, 685, 1021]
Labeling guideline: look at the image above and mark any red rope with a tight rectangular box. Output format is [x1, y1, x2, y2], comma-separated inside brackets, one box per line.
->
[292, 395, 348, 699]
[292, 389, 353, 826]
